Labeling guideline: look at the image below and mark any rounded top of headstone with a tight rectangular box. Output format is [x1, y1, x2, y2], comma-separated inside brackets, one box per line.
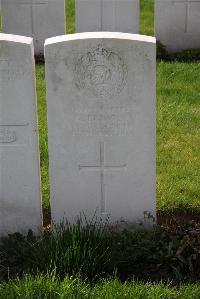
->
[0, 33, 33, 44]
[45, 32, 156, 46]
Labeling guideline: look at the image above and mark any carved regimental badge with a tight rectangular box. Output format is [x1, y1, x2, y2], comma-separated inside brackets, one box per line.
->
[74, 46, 127, 98]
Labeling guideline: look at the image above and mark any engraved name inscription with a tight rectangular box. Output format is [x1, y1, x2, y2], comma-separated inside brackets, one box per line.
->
[71, 112, 134, 136]
[74, 45, 127, 98]
[0, 124, 30, 146]
[0, 129, 16, 143]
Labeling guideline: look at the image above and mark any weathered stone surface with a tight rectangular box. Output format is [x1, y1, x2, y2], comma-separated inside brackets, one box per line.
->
[45, 32, 156, 226]
[0, 33, 42, 236]
[76, 0, 139, 34]
[156, 0, 200, 53]
[2, 0, 65, 57]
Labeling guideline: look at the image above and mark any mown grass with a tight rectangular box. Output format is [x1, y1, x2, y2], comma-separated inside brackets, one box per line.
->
[35, 0, 200, 213]
[36, 65, 50, 206]
[66, 0, 75, 34]
[140, 0, 154, 35]
[1, 275, 200, 299]
[157, 62, 200, 210]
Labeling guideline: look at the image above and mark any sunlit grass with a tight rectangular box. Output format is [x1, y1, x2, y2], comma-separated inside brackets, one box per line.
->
[1, 275, 200, 298]
[140, 0, 154, 36]
[157, 62, 200, 210]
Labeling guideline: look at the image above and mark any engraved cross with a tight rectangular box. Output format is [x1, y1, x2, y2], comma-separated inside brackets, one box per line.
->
[79, 141, 127, 213]
[18, 0, 48, 36]
[173, 0, 200, 33]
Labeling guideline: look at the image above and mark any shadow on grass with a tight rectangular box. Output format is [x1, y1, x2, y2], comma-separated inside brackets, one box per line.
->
[157, 42, 200, 62]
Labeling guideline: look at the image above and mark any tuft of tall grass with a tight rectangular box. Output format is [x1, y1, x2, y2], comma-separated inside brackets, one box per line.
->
[27, 218, 112, 280]
[0, 218, 113, 281]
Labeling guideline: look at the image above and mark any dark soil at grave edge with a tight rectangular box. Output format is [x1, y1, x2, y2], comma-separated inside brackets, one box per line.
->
[0, 207, 200, 284]
[42, 207, 200, 228]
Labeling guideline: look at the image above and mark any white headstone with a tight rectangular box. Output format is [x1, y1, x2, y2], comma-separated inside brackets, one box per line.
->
[2, 0, 65, 57]
[45, 32, 156, 226]
[0, 33, 42, 236]
[156, 0, 200, 53]
[76, 0, 139, 34]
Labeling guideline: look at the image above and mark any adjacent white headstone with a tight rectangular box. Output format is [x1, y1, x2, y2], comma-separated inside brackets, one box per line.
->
[2, 0, 65, 57]
[45, 32, 156, 226]
[76, 0, 139, 33]
[0, 33, 42, 236]
[156, 0, 200, 53]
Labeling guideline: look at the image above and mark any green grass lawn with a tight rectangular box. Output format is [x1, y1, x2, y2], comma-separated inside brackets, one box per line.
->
[35, 0, 200, 212]
[1, 275, 200, 299]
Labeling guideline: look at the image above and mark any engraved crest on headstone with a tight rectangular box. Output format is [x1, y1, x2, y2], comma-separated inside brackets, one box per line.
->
[74, 45, 127, 98]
